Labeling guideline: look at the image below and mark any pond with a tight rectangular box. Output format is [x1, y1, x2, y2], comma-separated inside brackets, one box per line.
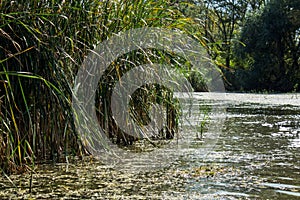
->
[1, 93, 299, 199]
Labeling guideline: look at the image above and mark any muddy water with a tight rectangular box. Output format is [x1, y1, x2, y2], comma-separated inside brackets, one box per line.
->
[1, 93, 299, 199]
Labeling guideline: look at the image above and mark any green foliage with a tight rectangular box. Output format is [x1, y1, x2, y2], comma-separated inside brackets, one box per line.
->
[188, 70, 208, 92]
[96, 48, 183, 145]
[3, 0, 299, 175]
[0, 0, 96, 173]
[234, 0, 300, 92]
[0, 0, 202, 174]
[177, 0, 268, 90]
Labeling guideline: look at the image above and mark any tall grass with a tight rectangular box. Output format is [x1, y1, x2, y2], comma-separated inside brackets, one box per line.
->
[0, 0, 204, 174]
[96, 48, 183, 145]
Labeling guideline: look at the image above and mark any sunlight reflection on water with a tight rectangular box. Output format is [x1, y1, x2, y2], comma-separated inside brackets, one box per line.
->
[1, 93, 299, 199]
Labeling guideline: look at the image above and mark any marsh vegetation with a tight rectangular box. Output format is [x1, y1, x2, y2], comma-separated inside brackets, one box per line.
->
[0, 0, 299, 198]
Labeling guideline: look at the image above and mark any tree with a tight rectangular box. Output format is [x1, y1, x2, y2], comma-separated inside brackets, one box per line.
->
[172, 0, 267, 90]
[235, 0, 300, 91]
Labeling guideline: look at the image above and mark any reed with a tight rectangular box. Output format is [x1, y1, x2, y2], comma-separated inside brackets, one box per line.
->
[0, 0, 204, 174]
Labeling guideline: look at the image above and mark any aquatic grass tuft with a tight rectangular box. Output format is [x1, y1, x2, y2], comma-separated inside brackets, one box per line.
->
[0, 0, 205, 174]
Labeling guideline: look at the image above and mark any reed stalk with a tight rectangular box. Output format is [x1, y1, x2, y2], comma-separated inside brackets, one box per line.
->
[0, 0, 205, 174]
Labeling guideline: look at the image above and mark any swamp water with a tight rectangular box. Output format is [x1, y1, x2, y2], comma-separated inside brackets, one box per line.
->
[0, 93, 299, 199]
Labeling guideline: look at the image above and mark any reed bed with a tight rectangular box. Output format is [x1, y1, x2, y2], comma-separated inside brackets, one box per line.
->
[0, 0, 205, 174]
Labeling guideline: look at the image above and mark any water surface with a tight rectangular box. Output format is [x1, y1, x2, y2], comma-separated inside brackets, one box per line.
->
[1, 93, 299, 199]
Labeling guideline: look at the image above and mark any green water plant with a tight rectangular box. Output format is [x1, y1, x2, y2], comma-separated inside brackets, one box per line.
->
[197, 104, 211, 140]
[0, 0, 204, 174]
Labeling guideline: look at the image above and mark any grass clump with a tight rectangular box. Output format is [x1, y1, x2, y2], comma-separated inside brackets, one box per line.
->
[0, 0, 203, 174]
